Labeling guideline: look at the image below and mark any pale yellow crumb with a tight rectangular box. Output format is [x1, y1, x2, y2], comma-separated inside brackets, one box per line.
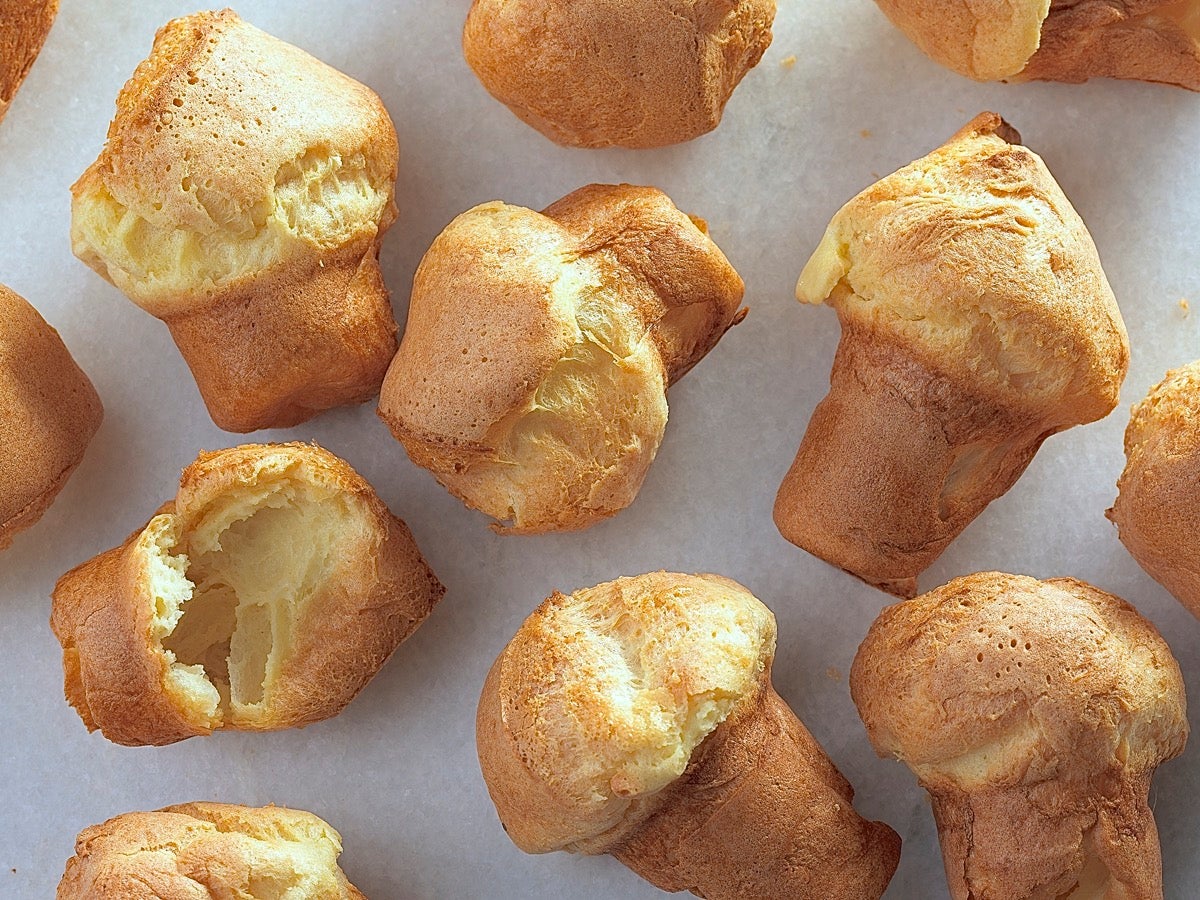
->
[780, 54, 796, 69]
[860, 129, 872, 139]
[826, 666, 843, 682]
[1179, 298, 1190, 318]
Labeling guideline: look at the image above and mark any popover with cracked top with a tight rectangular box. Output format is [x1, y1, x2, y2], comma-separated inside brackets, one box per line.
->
[71, 9, 400, 432]
[379, 183, 745, 534]
[478, 571, 901, 899]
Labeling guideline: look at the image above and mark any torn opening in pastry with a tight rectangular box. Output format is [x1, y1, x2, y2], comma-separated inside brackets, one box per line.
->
[149, 474, 356, 726]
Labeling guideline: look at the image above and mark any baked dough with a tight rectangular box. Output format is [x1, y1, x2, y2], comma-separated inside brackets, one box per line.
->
[875, 0, 1200, 87]
[463, 0, 776, 148]
[478, 572, 901, 899]
[0, 0, 58, 124]
[379, 183, 745, 534]
[1109, 361, 1200, 619]
[51, 442, 443, 746]
[58, 802, 365, 899]
[775, 113, 1128, 597]
[851, 572, 1188, 900]
[70, 10, 400, 432]
[0, 284, 102, 551]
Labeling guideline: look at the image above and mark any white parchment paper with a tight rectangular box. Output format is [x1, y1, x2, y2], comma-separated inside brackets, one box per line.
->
[1, 2, 1198, 897]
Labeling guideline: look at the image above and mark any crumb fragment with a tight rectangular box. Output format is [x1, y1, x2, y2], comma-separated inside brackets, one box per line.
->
[860, 129, 872, 139]
[780, 54, 796, 69]
[1179, 298, 1190, 318]
[826, 666, 843, 681]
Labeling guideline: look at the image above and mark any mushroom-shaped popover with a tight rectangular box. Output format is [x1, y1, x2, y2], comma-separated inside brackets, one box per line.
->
[71, 10, 400, 432]
[852, 572, 1188, 900]
[478, 572, 901, 900]
[379, 183, 745, 534]
[775, 113, 1128, 597]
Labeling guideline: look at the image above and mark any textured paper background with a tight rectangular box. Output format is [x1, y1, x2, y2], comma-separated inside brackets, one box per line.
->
[2, 2, 1198, 897]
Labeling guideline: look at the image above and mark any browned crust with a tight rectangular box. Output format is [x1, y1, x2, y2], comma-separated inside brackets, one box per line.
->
[50, 442, 444, 746]
[71, 10, 400, 432]
[378, 183, 744, 532]
[463, 0, 776, 148]
[874, 0, 1200, 88]
[379, 202, 582, 460]
[927, 773, 1164, 900]
[542, 184, 748, 385]
[612, 687, 901, 899]
[0, 284, 103, 551]
[775, 113, 1128, 598]
[0, 0, 58, 124]
[1108, 361, 1200, 618]
[57, 802, 365, 899]
[873, 0, 1051, 81]
[478, 572, 901, 898]
[1021, 0, 1200, 89]
[164, 239, 397, 432]
[775, 331, 1055, 598]
[850, 572, 1188, 899]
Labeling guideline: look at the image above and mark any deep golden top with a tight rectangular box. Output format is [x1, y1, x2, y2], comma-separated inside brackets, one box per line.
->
[480, 572, 776, 852]
[71, 9, 399, 316]
[798, 113, 1128, 427]
[57, 803, 364, 899]
[851, 572, 1188, 790]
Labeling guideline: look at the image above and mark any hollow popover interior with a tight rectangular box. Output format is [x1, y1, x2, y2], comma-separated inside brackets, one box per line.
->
[149, 466, 360, 726]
